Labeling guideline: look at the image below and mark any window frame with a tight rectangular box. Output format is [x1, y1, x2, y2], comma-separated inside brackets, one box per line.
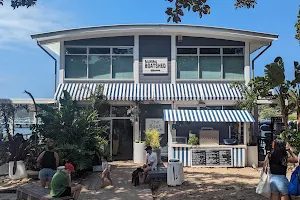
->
[176, 46, 245, 81]
[64, 46, 134, 81]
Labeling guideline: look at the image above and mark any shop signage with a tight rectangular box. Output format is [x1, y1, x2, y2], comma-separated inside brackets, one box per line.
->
[142, 58, 168, 74]
[191, 149, 233, 167]
[145, 118, 165, 134]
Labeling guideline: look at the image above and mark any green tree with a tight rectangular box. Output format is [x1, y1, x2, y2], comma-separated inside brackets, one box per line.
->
[258, 106, 280, 120]
[250, 57, 296, 130]
[36, 89, 109, 170]
[232, 83, 258, 112]
[296, 7, 300, 43]
[289, 61, 300, 129]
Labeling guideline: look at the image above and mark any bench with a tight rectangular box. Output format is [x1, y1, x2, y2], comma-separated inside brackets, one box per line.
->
[17, 183, 74, 200]
[148, 167, 167, 189]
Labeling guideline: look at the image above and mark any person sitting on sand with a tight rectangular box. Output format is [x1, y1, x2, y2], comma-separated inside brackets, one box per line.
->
[50, 163, 82, 200]
[141, 146, 157, 183]
[37, 141, 59, 188]
[101, 155, 113, 188]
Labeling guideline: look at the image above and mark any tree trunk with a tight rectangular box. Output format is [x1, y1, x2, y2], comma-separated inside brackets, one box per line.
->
[279, 94, 288, 131]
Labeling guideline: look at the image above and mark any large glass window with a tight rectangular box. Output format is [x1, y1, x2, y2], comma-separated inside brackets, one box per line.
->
[223, 56, 244, 80]
[65, 55, 87, 78]
[177, 56, 198, 79]
[88, 55, 111, 79]
[199, 56, 221, 79]
[112, 56, 133, 79]
[65, 47, 133, 80]
[176, 47, 244, 80]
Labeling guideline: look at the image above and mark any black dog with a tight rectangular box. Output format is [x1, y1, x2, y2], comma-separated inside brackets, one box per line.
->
[132, 167, 144, 186]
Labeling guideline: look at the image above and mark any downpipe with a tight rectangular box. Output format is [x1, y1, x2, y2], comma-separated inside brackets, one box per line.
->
[251, 42, 272, 144]
[36, 41, 57, 94]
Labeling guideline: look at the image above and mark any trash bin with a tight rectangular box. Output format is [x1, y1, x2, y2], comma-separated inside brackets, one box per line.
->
[167, 159, 184, 186]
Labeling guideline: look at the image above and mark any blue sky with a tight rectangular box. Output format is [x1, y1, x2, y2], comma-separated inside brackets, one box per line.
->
[0, 0, 299, 98]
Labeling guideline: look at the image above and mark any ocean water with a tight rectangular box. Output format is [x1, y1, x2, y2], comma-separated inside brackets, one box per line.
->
[1, 127, 32, 137]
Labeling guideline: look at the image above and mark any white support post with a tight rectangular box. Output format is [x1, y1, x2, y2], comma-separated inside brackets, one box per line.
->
[244, 123, 249, 145]
[134, 120, 139, 141]
[134, 35, 139, 84]
[168, 122, 174, 160]
[59, 41, 65, 84]
[244, 42, 250, 85]
[171, 35, 176, 84]
[172, 102, 177, 139]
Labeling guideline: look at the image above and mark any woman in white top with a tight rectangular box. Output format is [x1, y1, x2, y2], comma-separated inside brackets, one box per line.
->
[101, 156, 113, 188]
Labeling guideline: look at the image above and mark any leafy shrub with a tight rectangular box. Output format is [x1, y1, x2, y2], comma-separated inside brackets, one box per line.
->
[145, 129, 160, 148]
[36, 90, 109, 172]
[188, 136, 199, 145]
[280, 129, 300, 154]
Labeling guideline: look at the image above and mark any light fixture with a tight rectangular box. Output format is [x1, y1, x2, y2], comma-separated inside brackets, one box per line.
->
[178, 35, 183, 42]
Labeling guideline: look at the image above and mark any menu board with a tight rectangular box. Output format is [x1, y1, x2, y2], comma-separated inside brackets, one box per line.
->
[191, 149, 233, 167]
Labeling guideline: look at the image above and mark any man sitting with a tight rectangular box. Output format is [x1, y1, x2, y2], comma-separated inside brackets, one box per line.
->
[141, 146, 157, 183]
[50, 163, 82, 200]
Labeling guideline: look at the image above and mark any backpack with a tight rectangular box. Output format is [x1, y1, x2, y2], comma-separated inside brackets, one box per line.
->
[289, 166, 300, 196]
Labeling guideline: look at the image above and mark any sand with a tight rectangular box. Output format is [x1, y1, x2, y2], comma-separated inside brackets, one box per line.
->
[153, 167, 300, 200]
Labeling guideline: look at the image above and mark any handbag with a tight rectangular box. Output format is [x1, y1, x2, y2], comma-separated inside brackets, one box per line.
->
[256, 154, 271, 199]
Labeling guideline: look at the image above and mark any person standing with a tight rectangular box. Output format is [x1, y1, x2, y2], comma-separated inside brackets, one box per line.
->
[101, 156, 113, 188]
[37, 143, 59, 188]
[263, 139, 298, 200]
[50, 163, 82, 200]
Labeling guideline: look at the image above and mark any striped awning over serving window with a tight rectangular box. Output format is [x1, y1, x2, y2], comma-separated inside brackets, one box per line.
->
[163, 109, 255, 123]
[54, 83, 243, 101]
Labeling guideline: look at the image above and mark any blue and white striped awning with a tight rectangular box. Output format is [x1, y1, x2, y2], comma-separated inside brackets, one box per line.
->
[54, 83, 243, 101]
[153, 83, 242, 101]
[163, 109, 255, 123]
[54, 83, 153, 101]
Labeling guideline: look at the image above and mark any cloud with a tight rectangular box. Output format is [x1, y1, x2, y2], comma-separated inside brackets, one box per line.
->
[0, 1, 73, 49]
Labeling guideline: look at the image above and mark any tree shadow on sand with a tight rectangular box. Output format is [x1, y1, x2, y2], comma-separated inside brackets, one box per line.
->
[79, 162, 152, 200]
[153, 171, 267, 200]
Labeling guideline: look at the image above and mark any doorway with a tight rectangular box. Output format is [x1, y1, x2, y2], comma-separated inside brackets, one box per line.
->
[112, 119, 133, 161]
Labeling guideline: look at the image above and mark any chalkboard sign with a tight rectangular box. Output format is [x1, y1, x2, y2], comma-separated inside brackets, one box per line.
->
[191, 149, 232, 167]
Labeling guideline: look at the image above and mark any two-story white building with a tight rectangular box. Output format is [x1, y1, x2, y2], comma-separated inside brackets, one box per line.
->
[31, 24, 278, 167]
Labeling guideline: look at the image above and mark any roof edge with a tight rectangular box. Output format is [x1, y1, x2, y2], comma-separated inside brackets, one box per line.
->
[31, 24, 278, 41]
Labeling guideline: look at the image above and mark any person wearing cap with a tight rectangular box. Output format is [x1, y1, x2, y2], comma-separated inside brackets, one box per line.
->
[141, 146, 157, 183]
[50, 163, 82, 200]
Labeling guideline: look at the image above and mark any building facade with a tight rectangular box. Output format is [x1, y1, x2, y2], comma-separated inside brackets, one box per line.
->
[31, 24, 278, 166]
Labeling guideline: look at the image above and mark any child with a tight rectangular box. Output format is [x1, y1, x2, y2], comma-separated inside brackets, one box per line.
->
[101, 156, 113, 188]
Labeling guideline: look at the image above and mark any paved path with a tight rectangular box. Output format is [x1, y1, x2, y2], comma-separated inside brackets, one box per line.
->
[79, 161, 152, 200]
[0, 161, 153, 200]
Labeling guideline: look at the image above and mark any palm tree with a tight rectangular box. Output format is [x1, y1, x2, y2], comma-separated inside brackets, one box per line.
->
[289, 61, 300, 129]
[251, 57, 295, 130]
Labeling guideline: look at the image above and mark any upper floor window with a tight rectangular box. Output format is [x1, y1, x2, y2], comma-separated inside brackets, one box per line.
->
[65, 47, 134, 80]
[176, 47, 244, 80]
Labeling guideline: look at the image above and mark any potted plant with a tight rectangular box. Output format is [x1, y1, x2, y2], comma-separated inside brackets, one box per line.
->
[188, 136, 199, 146]
[145, 129, 162, 165]
[6, 133, 32, 180]
[133, 140, 146, 164]
[24, 145, 42, 179]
